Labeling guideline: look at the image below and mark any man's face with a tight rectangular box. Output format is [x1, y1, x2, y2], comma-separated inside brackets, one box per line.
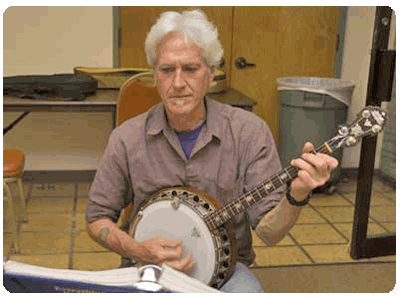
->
[154, 32, 215, 118]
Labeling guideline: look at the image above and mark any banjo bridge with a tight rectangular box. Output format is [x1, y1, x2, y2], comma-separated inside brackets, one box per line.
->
[171, 196, 180, 210]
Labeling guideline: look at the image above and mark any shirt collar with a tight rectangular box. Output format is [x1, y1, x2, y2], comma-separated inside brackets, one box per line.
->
[146, 96, 224, 140]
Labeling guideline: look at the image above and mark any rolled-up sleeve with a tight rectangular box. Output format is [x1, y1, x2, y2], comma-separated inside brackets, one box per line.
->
[86, 128, 133, 224]
[243, 122, 285, 229]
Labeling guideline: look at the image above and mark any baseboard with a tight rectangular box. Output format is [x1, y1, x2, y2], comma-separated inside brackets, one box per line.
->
[341, 167, 396, 190]
[21, 168, 396, 190]
[22, 170, 96, 184]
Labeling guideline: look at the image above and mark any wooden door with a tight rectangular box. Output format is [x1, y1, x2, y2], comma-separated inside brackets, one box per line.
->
[230, 7, 339, 143]
[119, 6, 233, 80]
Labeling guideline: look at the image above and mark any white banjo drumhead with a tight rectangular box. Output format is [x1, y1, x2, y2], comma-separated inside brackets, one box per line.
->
[133, 200, 216, 285]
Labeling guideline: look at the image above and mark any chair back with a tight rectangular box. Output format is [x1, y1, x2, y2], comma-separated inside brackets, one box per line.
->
[116, 72, 161, 227]
[116, 72, 161, 127]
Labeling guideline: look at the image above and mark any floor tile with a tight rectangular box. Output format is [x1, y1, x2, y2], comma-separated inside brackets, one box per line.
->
[295, 207, 327, 224]
[369, 206, 396, 223]
[309, 193, 352, 207]
[380, 222, 396, 233]
[382, 191, 396, 203]
[302, 244, 361, 264]
[27, 197, 74, 214]
[76, 197, 88, 213]
[19, 212, 72, 233]
[74, 230, 109, 252]
[29, 183, 76, 198]
[78, 182, 92, 197]
[17, 231, 71, 255]
[3, 206, 21, 234]
[303, 244, 396, 264]
[251, 230, 295, 247]
[253, 246, 311, 266]
[75, 212, 87, 231]
[290, 224, 348, 244]
[334, 223, 389, 240]
[315, 207, 356, 223]
[73, 252, 122, 271]
[3, 234, 13, 260]
[335, 178, 358, 193]
[340, 191, 395, 206]
[7, 254, 70, 269]
[335, 177, 393, 193]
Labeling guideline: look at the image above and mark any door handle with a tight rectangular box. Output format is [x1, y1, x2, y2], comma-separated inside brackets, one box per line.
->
[235, 57, 256, 69]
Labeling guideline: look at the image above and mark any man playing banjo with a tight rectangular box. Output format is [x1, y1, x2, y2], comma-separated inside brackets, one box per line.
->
[86, 9, 338, 292]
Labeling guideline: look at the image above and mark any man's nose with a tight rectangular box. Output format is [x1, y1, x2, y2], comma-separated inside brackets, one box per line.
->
[172, 69, 185, 89]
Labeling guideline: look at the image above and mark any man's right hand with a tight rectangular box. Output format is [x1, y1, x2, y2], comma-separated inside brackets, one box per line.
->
[138, 237, 195, 272]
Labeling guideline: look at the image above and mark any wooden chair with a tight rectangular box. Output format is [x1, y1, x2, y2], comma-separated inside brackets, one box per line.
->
[3, 149, 27, 252]
[116, 72, 161, 127]
[116, 72, 161, 226]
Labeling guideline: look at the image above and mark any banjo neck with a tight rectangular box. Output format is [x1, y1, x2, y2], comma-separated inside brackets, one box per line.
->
[203, 106, 388, 230]
[203, 142, 333, 230]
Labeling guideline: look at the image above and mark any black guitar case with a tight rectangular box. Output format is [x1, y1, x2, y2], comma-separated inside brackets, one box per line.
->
[3, 73, 98, 101]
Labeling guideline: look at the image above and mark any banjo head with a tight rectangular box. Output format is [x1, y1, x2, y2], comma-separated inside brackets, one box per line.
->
[129, 187, 236, 289]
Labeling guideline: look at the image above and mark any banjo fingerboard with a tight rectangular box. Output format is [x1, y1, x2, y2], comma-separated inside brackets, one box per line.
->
[204, 143, 334, 230]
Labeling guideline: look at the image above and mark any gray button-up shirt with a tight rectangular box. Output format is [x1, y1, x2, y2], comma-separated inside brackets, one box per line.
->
[86, 97, 284, 264]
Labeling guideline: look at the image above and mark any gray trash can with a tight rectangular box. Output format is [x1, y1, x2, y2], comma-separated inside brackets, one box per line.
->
[277, 77, 355, 193]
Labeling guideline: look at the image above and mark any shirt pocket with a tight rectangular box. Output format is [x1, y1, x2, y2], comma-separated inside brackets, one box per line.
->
[216, 161, 241, 205]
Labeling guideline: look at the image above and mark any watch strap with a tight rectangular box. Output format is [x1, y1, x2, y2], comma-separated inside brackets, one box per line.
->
[286, 188, 311, 206]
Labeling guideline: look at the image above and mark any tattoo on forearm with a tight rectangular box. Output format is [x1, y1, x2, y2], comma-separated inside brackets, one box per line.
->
[98, 227, 110, 246]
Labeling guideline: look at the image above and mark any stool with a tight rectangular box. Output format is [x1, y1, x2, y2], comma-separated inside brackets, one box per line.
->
[3, 149, 27, 253]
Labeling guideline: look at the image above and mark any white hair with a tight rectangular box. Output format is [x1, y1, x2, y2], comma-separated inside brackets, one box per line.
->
[145, 9, 223, 68]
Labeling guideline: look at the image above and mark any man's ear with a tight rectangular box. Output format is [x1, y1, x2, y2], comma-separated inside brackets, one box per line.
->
[208, 65, 216, 84]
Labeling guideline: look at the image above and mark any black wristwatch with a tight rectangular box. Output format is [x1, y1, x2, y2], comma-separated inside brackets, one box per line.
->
[286, 188, 311, 207]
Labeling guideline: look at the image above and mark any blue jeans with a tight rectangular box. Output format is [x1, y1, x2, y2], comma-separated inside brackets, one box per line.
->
[220, 262, 265, 293]
[120, 257, 264, 292]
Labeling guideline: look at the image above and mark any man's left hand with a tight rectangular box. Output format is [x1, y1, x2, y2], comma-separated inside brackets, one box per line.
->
[289, 142, 339, 201]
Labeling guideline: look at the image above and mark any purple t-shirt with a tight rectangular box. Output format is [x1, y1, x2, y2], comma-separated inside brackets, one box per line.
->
[175, 122, 205, 159]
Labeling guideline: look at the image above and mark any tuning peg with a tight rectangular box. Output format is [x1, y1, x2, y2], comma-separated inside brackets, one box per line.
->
[339, 126, 349, 135]
[345, 137, 357, 147]
[372, 125, 382, 134]
[362, 110, 371, 118]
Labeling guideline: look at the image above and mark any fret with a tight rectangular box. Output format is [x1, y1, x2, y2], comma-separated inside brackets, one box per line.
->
[245, 194, 254, 205]
[250, 190, 261, 202]
[278, 170, 291, 183]
[287, 166, 298, 177]
[239, 195, 249, 208]
[206, 217, 216, 230]
[271, 175, 283, 188]
[283, 168, 293, 180]
[234, 201, 243, 212]
[230, 202, 239, 214]
[263, 180, 275, 193]
[257, 184, 268, 198]
[323, 142, 333, 154]
[222, 209, 230, 221]
[214, 214, 222, 225]
[215, 210, 224, 225]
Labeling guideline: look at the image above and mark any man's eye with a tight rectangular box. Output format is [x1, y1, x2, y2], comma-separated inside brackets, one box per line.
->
[160, 67, 174, 74]
[184, 66, 198, 73]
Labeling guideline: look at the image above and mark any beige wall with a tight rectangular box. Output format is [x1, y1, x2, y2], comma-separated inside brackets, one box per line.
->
[3, 6, 393, 171]
[3, 6, 114, 170]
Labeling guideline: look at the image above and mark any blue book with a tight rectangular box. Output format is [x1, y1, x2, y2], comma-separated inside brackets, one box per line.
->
[3, 260, 220, 293]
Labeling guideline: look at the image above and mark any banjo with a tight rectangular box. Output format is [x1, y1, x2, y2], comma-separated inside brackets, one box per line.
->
[129, 106, 388, 289]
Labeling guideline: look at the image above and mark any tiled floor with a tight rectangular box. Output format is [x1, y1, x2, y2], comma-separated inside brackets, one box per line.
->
[3, 177, 396, 271]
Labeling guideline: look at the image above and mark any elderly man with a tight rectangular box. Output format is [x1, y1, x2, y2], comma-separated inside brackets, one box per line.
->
[86, 10, 338, 292]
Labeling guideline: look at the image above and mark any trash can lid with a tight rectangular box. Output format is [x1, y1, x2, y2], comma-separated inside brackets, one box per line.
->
[277, 77, 355, 106]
